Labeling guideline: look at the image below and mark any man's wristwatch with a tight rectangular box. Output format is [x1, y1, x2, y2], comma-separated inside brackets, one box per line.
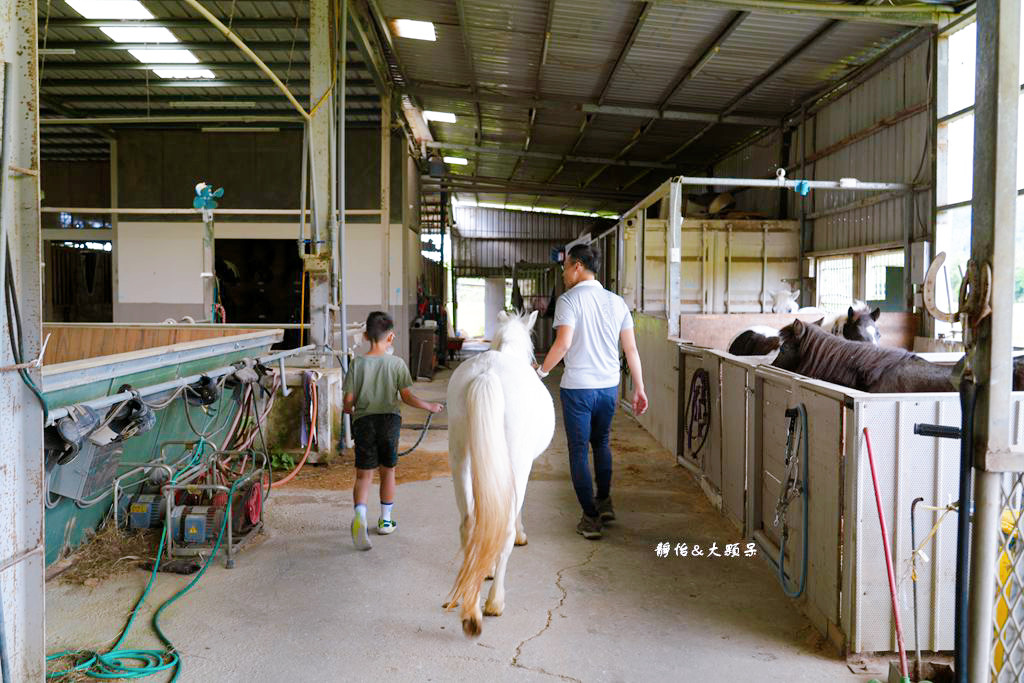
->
[536, 366, 549, 378]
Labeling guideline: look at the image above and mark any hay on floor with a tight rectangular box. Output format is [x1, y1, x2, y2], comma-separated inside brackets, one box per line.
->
[57, 525, 159, 587]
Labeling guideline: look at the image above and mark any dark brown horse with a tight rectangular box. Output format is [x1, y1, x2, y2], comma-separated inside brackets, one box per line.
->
[729, 302, 882, 358]
[772, 319, 952, 392]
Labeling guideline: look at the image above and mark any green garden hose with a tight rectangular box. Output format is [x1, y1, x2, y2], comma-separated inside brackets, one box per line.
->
[47, 438, 244, 681]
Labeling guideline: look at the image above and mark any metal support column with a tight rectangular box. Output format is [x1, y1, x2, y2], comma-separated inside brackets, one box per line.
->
[0, 0, 46, 676]
[201, 209, 215, 320]
[967, 1, 1020, 681]
[109, 138, 119, 317]
[337, 0, 351, 449]
[380, 92, 392, 324]
[667, 180, 682, 338]
[308, 0, 335, 461]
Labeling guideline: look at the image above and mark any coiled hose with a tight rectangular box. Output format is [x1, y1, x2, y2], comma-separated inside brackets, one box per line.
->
[47, 438, 243, 681]
[777, 404, 809, 598]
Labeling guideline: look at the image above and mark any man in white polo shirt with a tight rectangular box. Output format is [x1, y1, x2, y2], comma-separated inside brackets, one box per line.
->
[535, 243, 648, 539]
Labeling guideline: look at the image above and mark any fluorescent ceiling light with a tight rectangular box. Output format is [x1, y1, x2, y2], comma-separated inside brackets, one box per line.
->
[128, 49, 198, 63]
[153, 68, 215, 79]
[443, 156, 469, 165]
[100, 26, 178, 43]
[66, 0, 153, 19]
[202, 127, 280, 133]
[39, 48, 77, 56]
[392, 19, 436, 41]
[169, 100, 257, 109]
[423, 110, 456, 123]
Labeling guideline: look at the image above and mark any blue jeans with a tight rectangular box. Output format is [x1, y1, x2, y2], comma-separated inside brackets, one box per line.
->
[560, 387, 618, 518]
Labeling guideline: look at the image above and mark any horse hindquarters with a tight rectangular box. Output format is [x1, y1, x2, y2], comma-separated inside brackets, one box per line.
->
[447, 370, 515, 637]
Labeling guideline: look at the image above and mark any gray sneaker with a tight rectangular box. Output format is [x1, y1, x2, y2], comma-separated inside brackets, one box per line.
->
[576, 514, 602, 540]
[596, 497, 615, 522]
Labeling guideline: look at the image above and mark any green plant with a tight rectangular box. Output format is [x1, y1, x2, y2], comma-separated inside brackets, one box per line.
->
[270, 450, 296, 472]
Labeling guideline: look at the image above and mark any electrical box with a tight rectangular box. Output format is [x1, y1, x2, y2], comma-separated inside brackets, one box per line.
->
[911, 241, 931, 284]
[49, 443, 124, 504]
[184, 512, 206, 543]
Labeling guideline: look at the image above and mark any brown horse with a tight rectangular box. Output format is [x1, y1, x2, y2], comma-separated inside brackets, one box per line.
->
[772, 319, 952, 393]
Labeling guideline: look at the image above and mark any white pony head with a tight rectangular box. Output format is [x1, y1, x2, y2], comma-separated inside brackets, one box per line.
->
[769, 289, 800, 314]
[492, 309, 538, 362]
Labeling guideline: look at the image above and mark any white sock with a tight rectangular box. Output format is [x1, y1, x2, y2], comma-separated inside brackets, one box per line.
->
[354, 503, 367, 521]
[380, 502, 393, 522]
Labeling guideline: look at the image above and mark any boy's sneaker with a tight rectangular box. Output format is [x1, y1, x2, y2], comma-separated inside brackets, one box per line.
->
[576, 514, 602, 540]
[377, 518, 397, 535]
[596, 497, 615, 522]
[351, 517, 372, 550]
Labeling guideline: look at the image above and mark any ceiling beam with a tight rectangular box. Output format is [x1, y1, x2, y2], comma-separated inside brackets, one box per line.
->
[582, 11, 747, 190]
[509, 0, 557, 198]
[648, 0, 954, 25]
[39, 18, 312, 29]
[41, 115, 306, 125]
[422, 176, 640, 202]
[578, 103, 775, 127]
[453, 0, 483, 198]
[40, 107, 380, 118]
[40, 78, 382, 89]
[38, 41, 310, 52]
[425, 141, 679, 169]
[545, 2, 654, 186]
[621, 16, 845, 190]
[407, 84, 774, 126]
[40, 62, 360, 72]
[43, 94, 380, 105]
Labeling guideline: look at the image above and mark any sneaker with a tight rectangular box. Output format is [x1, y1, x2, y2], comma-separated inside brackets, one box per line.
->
[377, 518, 397, 535]
[596, 497, 615, 522]
[351, 517, 372, 550]
[576, 514, 602, 540]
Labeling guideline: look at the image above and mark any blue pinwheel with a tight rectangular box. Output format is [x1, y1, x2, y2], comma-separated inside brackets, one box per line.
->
[193, 182, 225, 210]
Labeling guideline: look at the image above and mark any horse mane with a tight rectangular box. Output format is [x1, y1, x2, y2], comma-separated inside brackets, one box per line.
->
[789, 321, 916, 390]
[491, 311, 535, 362]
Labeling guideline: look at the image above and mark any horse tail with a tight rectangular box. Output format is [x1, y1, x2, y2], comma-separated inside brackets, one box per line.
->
[448, 370, 514, 637]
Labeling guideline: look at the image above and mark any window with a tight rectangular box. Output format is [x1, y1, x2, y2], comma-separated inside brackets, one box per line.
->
[935, 16, 1024, 342]
[816, 255, 854, 313]
[865, 249, 905, 302]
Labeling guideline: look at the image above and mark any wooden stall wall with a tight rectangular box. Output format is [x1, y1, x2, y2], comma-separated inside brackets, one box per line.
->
[43, 325, 264, 365]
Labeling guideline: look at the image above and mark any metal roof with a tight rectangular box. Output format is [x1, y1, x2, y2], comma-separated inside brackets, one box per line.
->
[36, 0, 961, 213]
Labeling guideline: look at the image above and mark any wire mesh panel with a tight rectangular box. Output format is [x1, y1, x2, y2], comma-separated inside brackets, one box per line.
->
[992, 472, 1024, 682]
[816, 255, 854, 313]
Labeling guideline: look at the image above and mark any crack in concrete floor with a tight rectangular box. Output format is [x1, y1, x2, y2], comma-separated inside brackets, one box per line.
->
[510, 544, 601, 682]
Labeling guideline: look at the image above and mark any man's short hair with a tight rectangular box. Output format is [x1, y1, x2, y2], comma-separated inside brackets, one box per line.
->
[365, 311, 395, 342]
[567, 243, 600, 274]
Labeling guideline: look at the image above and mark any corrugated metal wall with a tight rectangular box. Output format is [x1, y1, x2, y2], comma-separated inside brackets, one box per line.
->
[714, 129, 785, 217]
[452, 206, 612, 278]
[714, 40, 933, 253]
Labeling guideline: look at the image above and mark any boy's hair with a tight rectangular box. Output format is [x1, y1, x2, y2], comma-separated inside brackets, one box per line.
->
[567, 243, 600, 274]
[365, 311, 395, 342]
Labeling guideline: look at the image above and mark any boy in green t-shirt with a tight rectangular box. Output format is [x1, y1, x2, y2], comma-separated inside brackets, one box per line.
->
[342, 311, 443, 550]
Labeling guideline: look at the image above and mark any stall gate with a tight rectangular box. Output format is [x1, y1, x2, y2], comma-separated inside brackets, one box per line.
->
[744, 367, 1024, 654]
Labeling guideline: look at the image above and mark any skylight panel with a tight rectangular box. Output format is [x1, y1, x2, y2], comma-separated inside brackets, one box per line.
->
[100, 26, 178, 43]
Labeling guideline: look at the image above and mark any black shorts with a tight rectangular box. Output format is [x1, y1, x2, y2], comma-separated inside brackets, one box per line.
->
[352, 413, 402, 469]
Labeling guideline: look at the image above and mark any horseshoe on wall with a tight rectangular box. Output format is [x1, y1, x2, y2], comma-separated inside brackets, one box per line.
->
[923, 251, 957, 324]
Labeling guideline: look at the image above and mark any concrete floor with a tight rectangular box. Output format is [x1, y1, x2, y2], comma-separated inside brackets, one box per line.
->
[47, 364, 872, 682]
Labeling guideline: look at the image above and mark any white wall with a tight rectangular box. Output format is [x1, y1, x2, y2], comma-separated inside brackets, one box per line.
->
[115, 220, 407, 319]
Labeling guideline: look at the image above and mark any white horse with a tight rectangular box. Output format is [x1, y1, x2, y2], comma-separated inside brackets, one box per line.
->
[768, 288, 822, 314]
[444, 310, 555, 637]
